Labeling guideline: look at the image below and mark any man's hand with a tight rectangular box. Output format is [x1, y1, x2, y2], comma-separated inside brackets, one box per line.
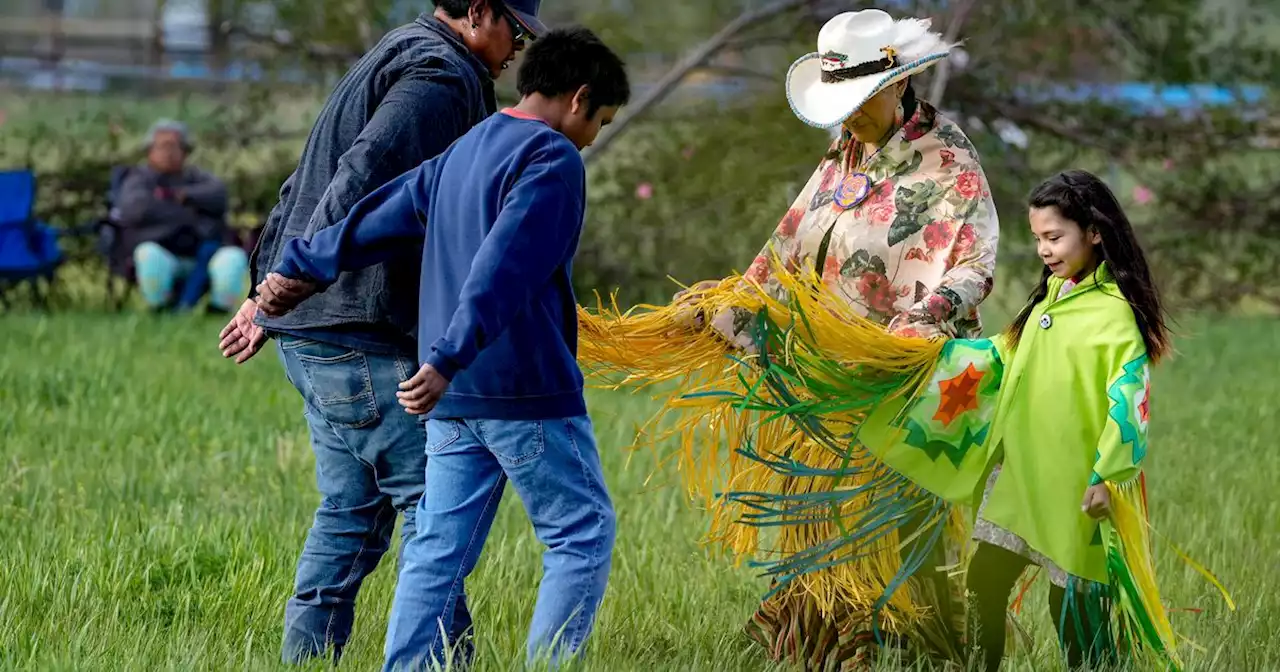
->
[255, 272, 319, 317]
[219, 299, 268, 364]
[1081, 483, 1112, 520]
[397, 364, 450, 415]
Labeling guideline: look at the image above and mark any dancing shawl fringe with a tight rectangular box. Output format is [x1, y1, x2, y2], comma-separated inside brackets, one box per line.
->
[576, 266, 1232, 669]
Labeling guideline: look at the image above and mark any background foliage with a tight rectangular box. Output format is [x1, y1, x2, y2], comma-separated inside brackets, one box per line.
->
[1, 0, 1276, 311]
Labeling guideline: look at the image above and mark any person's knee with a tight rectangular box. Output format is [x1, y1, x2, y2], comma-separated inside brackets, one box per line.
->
[133, 241, 179, 306]
[207, 245, 249, 310]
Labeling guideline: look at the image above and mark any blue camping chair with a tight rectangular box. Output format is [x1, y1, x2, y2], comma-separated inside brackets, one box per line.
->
[0, 168, 63, 308]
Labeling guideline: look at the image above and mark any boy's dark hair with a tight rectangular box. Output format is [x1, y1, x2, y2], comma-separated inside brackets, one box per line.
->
[434, 0, 497, 20]
[516, 27, 631, 117]
[1006, 169, 1171, 361]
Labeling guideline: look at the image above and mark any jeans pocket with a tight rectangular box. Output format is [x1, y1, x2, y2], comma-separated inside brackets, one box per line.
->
[287, 339, 380, 429]
[476, 419, 545, 468]
[425, 420, 462, 455]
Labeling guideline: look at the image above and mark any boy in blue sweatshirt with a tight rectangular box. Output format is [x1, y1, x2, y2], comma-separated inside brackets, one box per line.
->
[254, 27, 630, 669]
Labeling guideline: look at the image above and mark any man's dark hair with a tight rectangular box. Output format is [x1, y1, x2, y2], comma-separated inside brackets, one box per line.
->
[434, 0, 496, 20]
[516, 27, 631, 117]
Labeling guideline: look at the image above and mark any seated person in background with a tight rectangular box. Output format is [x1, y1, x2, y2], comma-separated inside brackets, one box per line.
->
[115, 119, 248, 312]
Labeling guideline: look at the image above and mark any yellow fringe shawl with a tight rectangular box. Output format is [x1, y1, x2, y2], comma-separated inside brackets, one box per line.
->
[577, 270, 964, 634]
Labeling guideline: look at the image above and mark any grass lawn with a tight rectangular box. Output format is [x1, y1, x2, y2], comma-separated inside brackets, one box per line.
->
[0, 310, 1272, 670]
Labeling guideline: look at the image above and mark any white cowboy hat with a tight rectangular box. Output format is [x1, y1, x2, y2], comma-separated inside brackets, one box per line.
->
[786, 9, 956, 129]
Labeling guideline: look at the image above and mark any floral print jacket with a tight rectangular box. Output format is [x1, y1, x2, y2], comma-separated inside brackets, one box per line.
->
[712, 102, 999, 348]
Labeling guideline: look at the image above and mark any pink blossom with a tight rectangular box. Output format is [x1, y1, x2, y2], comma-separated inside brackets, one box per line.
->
[635, 182, 654, 200]
[1161, 158, 1174, 170]
[1133, 185, 1154, 205]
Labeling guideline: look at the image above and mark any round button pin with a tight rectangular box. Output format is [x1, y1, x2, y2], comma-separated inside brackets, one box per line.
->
[1039, 314, 1053, 329]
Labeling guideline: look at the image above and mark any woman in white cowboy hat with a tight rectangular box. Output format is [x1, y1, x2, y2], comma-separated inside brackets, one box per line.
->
[670, 8, 1002, 669]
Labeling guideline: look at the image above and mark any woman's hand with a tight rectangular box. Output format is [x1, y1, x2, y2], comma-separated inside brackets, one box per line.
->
[670, 280, 719, 332]
[887, 313, 942, 340]
[1081, 483, 1112, 520]
[673, 280, 719, 305]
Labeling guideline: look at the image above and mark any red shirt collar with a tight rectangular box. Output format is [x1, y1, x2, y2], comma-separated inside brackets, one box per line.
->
[502, 107, 548, 124]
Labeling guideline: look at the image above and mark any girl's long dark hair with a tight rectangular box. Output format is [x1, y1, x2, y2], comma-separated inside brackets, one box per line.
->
[1006, 170, 1171, 362]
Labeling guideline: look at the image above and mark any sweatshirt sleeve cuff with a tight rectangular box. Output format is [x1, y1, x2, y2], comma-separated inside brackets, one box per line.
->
[271, 241, 328, 286]
[425, 345, 463, 382]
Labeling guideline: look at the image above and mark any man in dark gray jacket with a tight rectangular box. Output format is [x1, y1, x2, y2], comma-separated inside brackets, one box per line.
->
[217, 0, 544, 663]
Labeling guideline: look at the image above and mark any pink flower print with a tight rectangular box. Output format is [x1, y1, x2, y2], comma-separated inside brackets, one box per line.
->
[922, 219, 957, 251]
[746, 256, 770, 284]
[926, 294, 951, 321]
[954, 171, 982, 200]
[822, 255, 842, 285]
[857, 272, 897, 314]
[863, 180, 896, 225]
[776, 208, 802, 238]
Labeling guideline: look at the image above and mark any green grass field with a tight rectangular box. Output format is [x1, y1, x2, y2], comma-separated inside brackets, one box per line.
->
[0, 311, 1274, 671]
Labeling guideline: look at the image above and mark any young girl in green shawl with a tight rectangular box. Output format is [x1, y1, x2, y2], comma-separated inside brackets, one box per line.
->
[964, 169, 1171, 671]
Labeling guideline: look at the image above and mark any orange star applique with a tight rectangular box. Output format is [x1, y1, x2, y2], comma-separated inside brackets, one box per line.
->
[933, 363, 985, 426]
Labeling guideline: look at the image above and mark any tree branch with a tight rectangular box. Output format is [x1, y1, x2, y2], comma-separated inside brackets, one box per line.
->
[582, 0, 812, 164]
[925, 0, 978, 107]
[697, 64, 776, 81]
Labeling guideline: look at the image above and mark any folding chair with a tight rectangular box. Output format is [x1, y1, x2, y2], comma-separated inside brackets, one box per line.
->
[97, 165, 137, 310]
[0, 168, 63, 309]
[64, 165, 136, 310]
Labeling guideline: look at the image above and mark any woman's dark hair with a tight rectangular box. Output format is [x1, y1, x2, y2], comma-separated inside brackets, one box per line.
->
[1006, 169, 1170, 361]
[516, 27, 631, 117]
[899, 77, 918, 120]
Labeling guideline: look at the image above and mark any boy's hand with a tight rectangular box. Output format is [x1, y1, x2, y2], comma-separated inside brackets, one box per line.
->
[219, 299, 268, 364]
[255, 272, 318, 317]
[1081, 483, 1112, 520]
[398, 364, 450, 415]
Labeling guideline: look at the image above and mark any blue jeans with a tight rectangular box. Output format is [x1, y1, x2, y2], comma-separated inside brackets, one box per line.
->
[276, 336, 427, 664]
[383, 416, 615, 671]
